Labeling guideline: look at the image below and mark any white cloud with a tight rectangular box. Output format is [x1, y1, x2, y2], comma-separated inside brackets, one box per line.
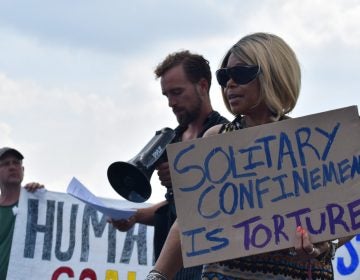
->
[227, 0, 360, 49]
[0, 121, 13, 145]
[0, 67, 176, 202]
[0, 0, 232, 54]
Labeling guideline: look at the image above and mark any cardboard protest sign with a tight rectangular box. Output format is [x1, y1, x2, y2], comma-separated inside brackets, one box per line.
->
[7, 189, 154, 280]
[167, 106, 360, 267]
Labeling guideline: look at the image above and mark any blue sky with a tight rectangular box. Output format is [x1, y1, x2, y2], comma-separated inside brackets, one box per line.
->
[0, 0, 359, 203]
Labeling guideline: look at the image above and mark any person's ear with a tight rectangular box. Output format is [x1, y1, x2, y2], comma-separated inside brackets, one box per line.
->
[196, 78, 209, 97]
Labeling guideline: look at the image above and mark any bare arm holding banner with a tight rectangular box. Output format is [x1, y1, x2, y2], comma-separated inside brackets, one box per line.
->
[0, 146, 45, 280]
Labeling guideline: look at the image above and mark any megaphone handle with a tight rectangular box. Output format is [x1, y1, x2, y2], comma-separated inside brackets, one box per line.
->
[165, 187, 174, 201]
[155, 153, 174, 192]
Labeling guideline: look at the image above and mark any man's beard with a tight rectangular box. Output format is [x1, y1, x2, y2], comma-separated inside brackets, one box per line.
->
[177, 92, 202, 126]
[4, 176, 23, 188]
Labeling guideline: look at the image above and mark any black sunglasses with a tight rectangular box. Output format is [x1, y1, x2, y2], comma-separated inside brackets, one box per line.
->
[216, 65, 260, 87]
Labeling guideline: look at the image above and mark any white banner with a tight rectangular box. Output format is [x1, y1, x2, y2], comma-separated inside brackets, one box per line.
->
[7, 189, 154, 280]
[6, 189, 360, 279]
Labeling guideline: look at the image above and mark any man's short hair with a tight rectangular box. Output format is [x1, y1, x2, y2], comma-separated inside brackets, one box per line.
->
[154, 50, 212, 89]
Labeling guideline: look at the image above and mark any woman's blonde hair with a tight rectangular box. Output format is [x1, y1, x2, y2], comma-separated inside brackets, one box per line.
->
[220, 32, 301, 119]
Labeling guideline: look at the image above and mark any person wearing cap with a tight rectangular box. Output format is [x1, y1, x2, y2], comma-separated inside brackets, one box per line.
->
[0, 147, 44, 280]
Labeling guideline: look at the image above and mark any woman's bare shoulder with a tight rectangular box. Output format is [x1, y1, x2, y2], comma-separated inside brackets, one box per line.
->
[203, 124, 224, 138]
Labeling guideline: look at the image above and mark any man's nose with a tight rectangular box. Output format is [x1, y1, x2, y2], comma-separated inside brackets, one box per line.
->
[168, 96, 177, 107]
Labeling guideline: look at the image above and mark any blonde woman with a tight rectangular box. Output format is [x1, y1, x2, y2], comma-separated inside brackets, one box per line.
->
[146, 33, 353, 280]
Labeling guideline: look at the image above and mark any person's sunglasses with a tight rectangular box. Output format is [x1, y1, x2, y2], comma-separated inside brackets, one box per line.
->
[216, 65, 260, 87]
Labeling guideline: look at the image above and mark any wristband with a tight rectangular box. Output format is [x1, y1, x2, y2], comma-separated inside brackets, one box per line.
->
[329, 239, 339, 259]
[145, 269, 168, 280]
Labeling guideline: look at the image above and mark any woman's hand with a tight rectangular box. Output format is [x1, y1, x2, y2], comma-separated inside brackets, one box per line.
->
[293, 226, 330, 259]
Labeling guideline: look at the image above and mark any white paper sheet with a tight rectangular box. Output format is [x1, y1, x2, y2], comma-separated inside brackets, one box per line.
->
[66, 177, 136, 220]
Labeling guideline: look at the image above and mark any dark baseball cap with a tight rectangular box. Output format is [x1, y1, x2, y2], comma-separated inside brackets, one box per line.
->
[0, 147, 24, 160]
